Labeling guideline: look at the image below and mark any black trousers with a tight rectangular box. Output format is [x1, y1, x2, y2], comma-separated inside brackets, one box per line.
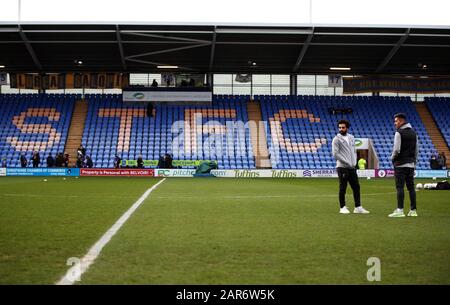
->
[337, 167, 361, 208]
[394, 167, 417, 210]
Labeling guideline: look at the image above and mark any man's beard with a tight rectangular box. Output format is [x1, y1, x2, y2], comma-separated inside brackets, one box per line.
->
[339, 130, 347, 136]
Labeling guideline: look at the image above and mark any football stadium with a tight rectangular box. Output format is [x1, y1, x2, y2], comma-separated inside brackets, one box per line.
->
[0, 0, 450, 288]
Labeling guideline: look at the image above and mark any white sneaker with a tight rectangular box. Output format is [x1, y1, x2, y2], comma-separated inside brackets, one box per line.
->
[388, 208, 405, 218]
[407, 210, 418, 217]
[354, 206, 370, 214]
[339, 206, 351, 214]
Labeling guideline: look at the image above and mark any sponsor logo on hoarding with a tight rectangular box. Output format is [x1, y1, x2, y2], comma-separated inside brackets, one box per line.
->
[355, 139, 362, 147]
[271, 170, 297, 178]
[80, 169, 153, 177]
[0, 168, 6, 176]
[377, 170, 386, 178]
[376, 169, 395, 178]
[155, 169, 195, 177]
[356, 170, 376, 178]
[121, 159, 216, 167]
[211, 170, 228, 177]
[302, 169, 338, 177]
[414, 170, 447, 178]
[211, 170, 304, 178]
[302, 169, 337, 177]
[448, 170, 450, 178]
[313, 169, 337, 176]
[133, 92, 145, 99]
[6, 168, 80, 176]
[234, 170, 260, 178]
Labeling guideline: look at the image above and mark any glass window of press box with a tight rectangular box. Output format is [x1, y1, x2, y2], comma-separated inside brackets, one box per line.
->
[1, 73, 449, 101]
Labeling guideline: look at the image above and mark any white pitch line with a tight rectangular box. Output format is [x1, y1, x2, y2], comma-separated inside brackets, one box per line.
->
[55, 178, 166, 285]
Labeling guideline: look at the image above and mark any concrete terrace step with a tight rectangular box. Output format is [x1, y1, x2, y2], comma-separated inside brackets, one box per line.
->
[65, 100, 88, 167]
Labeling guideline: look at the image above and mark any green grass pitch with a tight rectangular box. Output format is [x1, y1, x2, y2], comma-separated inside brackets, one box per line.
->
[0, 176, 449, 284]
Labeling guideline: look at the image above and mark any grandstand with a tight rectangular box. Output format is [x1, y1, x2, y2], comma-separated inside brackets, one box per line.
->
[260, 95, 437, 170]
[0, 93, 443, 170]
[425, 97, 450, 166]
[0, 93, 446, 170]
[81, 94, 254, 169]
[0, 94, 77, 167]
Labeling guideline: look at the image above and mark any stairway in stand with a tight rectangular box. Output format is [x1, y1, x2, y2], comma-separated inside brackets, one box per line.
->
[247, 101, 271, 169]
[65, 100, 88, 167]
[415, 103, 450, 168]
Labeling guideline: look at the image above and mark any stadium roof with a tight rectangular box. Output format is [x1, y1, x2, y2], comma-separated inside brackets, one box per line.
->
[1, 24, 450, 75]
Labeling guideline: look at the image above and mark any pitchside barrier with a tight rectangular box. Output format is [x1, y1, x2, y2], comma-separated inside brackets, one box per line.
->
[151, 169, 448, 178]
[0, 168, 448, 178]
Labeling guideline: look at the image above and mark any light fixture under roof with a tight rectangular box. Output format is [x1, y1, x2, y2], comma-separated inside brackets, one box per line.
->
[157, 65, 178, 69]
[0, 65, 5, 68]
[330, 67, 351, 71]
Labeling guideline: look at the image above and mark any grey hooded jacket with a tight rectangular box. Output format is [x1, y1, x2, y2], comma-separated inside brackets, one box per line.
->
[332, 133, 357, 169]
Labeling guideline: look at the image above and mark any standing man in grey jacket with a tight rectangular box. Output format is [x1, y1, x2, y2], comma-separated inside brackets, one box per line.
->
[388, 113, 419, 217]
[332, 120, 370, 214]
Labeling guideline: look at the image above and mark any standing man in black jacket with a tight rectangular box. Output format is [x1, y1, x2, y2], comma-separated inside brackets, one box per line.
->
[32, 151, 40, 168]
[20, 154, 28, 168]
[389, 113, 419, 218]
[46, 153, 55, 167]
[137, 155, 144, 168]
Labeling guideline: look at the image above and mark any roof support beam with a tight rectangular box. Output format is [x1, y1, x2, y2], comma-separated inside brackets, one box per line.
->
[116, 25, 127, 70]
[209, 27, 217, 71]
[215, 28, 312, 35]
[125, 43, 211, 59]
[18, 26, 42, 70]
[293, 28, 314, 72]
[376, 28, 410, 73]
[7, 28, 450, 38]
[19, 29, 213, 34]
[1, 39, 449, 48]
[120, 31, 210, 44]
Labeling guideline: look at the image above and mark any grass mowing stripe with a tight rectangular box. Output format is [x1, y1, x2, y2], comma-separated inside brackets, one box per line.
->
[55, 178, 166, 285]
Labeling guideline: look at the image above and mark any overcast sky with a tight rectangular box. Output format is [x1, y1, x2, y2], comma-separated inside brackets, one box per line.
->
[0, 0, 449, 27]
